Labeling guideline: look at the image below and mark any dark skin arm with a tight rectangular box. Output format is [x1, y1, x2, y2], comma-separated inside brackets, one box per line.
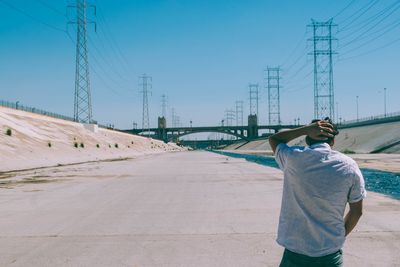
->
[345, 200, 363, 236]
[268, 120, 335, 153]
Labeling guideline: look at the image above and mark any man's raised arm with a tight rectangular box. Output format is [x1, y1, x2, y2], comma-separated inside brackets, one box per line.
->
[268, 120, 334, 153]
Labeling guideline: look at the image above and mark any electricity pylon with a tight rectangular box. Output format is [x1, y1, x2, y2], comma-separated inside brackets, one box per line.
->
[69, 0, 96, 123]
[249, 83, 259, 117]
[266, 67, 281, 125]
[308, 19, 337, 120]
[235, 100, 244, 126]
[139, 74, 152, 134]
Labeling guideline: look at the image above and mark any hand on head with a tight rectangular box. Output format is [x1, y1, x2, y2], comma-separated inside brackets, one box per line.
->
[305, 118, 337, 141]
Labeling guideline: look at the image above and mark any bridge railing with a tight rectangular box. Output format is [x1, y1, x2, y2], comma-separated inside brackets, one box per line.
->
[338, 111, 400, 128]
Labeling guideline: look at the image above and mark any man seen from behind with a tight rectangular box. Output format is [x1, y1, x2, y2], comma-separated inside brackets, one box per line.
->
[269, 118, 366, 267]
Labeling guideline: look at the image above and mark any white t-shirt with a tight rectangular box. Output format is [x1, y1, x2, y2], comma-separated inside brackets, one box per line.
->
[275, 142, 367, 257]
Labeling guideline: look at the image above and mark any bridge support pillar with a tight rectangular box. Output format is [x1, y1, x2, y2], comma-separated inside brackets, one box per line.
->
[157, 117, 168, 142]
[247, 115, 258, 140]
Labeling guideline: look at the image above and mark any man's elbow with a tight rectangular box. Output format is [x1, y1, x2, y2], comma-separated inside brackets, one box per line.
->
[268, 136, 277, 152]
[349, 199, 363, 217]
[268, 136, 274, 146]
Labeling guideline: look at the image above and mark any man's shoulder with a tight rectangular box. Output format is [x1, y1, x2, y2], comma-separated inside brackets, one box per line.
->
[331, 149, 360, 171]
[276, 143, 306, 154]
[332, 149, 356, 162]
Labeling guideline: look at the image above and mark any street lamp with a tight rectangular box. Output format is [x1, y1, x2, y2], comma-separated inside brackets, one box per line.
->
[336, 102, 339, 123]
[356, 96, 359, 121]
[384, 88, 387, 117]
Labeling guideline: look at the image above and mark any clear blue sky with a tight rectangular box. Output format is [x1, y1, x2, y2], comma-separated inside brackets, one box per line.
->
[1, 0, 399, 129]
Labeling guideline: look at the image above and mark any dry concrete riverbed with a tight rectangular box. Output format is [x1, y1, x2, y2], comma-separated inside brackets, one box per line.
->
[0, 151, 399, 267]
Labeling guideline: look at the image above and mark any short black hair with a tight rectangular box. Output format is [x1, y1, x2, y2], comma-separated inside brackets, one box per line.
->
[305, 117, 339, 146]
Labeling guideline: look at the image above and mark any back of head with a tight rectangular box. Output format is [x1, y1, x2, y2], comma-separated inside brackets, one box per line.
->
[305, 117, 339, 146]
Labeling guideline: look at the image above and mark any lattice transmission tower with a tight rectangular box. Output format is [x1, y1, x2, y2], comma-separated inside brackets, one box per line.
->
[225, 109, 235, 126]
[266, 67, 281, 125]
[235, 100, 244, 126]
[308, 19, 337, 120]
[249, 83, 259, 118]
[69, 0, 96, 123]
[139, 74, 152, 133]
[171, 107, 180, 127]
[161, 94, 167, 119]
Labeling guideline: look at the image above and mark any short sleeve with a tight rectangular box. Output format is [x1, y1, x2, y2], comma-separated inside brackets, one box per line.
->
[275, 143, 291, 170]
[348, 167, 367, 203]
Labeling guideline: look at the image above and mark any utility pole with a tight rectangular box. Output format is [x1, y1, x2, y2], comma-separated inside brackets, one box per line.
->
[139, 74, 152, 135]
[249, 83, 259, 119]
[336, 102, 339, 122]
[266, 67, 281, 125]
[356, 95, 359, 121]
[384, 87, 387, 117]
[235, 100, 244, 126]
[69, 0, 96, 123]
[308, 19, 337, 120]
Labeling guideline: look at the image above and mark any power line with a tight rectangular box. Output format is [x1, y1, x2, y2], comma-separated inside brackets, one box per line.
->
[34, 0, 67, 18]
[339, 0, 395, 34]
[340, 18, 400, 57]
[67, 21, 132, 95]
[0, 0, 66, 32]
[284, 69, 313, 88]
[280, 31, 308, 67]
[283, 49, 308, 74]
[87, 34, 131, 85]
[90, 66, 127, 97]
[95, 6, 133, 76]
[332, 0, 357, 19]
[345, 16, 400, 45]
[89, 48, 132, 92]
[339, 35, 400, 61]
[282, 82, 312, 94]
[284, 60, 311, 83]
[338, 0, 379, 30]
[339, 2, 400, 48]
[67, 1, 133, 90]
[68, 28, 132, 93]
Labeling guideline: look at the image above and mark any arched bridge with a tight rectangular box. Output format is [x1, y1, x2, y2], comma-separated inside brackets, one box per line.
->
[122, 124, 301, 142]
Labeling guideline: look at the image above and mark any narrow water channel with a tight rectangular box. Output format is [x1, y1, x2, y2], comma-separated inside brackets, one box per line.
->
[212, 150, 400, 200]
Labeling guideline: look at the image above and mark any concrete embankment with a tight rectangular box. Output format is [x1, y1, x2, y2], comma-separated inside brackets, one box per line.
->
[0, 106, 184, 172]
[223, 121, 400, 172]
[0, 151, 398, 266]
[225, 121, 400, 154]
